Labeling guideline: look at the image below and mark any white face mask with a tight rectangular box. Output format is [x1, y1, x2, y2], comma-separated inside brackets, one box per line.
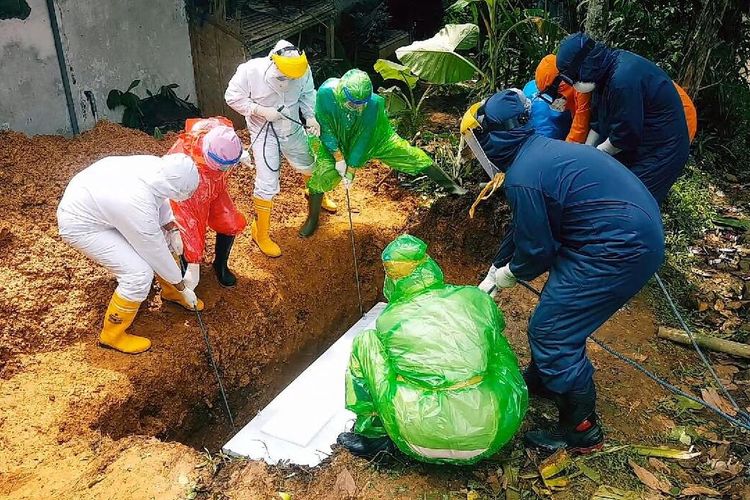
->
[573, 81, 596, 93]
[549, 97, 567, 112]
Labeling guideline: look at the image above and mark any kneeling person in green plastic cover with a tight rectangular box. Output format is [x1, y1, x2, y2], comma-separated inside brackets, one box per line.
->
[338, 234, 528, 463]
[299, 70, 466, 237]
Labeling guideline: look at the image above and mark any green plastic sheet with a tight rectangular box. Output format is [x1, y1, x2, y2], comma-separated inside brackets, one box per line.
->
[307, 70, 432, 194]
[345, 235, 528, 464]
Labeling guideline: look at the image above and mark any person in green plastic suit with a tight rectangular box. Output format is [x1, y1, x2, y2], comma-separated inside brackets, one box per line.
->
[299, 69, 466, 237]
[337, 234, 528, 463]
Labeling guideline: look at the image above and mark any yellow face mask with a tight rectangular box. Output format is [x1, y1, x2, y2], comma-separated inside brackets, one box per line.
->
[383, 257, 427, 280]
[271, 50, 309, 79]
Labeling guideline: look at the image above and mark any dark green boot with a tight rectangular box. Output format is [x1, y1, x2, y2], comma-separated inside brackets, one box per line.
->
[299, 192, 323, 237]
[424, 165, 468, 196]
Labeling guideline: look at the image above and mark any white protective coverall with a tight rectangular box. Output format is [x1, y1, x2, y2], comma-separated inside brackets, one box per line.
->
[57, 154, 200, 301]
[224, 39, 316, 200]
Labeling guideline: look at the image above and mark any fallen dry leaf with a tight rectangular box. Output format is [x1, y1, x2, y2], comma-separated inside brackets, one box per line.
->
[680, 485, 721, 497]
[701, 388, 738, 417]
[648, 458, 670, 475]
[698, 302, 710, 312]
[334, 468, 357, 498]
[628, 460, 672, 494]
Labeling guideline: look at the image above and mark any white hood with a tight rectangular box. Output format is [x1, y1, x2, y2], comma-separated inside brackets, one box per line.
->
[147, 153, 200, 202]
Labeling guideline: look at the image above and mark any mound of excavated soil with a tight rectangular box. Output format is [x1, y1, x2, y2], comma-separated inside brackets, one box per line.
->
[1, 122, 744, 499]
[0, 121, 423, 497]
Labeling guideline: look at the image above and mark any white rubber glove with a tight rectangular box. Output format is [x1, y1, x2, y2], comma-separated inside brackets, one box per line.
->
[180, 287, 199, 309]
[183, 263, 200, 291]
[494, 264, 517, 289]
[585, 129, 600, 146]
[239, 149, 253, 168]
[305, 116, 321, 137]
[252, 104, 282, 122]
[164, 229, 183, 255]
[597, 137, 622, 156]
[335, 159, 353, 189]
[479, 265, 499, 298]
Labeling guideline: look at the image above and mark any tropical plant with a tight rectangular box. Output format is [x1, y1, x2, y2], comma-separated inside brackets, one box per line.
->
[374, 59, 434, 139]
[106, 79, 144, 130]
[447, 1, 567, 93]
[107, 80, 200, 134]
[394, 23, 483, 85]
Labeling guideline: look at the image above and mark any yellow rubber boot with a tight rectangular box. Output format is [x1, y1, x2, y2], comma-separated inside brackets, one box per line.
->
[99, 292, 151, 354]
[157, 277, 205, 311]
[303, 175, 337, 213]
[251, 197, 282, 257]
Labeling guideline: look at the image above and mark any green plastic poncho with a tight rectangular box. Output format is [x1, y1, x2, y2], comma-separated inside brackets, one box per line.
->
[307, 69, 433, 194]
[345, 235, 528, 464]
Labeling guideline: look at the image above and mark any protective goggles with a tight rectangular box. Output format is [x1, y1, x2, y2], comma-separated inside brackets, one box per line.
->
[558, 38, 596, 84]
[475, 103, 529, 133]
[206, 149, 243, 171]
[343, 86, 371, 106]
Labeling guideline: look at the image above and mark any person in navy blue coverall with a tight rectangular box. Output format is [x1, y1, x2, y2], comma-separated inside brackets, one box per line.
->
[475, 90, 665, 453]
[555, 32, 690, 204]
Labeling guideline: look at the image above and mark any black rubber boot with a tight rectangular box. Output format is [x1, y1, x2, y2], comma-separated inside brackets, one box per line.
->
[337, 432, 396, 458]
[299, 192, 323, 238]
[424, 164, 468, 196]
[523, 362, 555, 400]
[524, 380, 604, 454]
[213, 233, 237, 287]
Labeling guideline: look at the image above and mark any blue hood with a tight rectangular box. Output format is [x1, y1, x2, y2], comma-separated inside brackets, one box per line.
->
[557, 32, 617, 84]
[476, 90, 535, 171]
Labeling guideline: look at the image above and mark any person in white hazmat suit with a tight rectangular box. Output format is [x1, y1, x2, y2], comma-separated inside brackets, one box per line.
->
[224, 39, 335, 257]
[57, 154, 202, 354]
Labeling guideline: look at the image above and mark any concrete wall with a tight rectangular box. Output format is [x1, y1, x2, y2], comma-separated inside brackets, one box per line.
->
[0, 0, 70, 134]
[0, 0, 197, 135]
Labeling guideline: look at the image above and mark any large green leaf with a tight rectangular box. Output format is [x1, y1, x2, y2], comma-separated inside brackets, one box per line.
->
[378, 86, 410, 117]
[395, 24, 481, 84]
[106, 89, 122, 110]
[373, 59, 419, 89]
[126, 79, 141, 92]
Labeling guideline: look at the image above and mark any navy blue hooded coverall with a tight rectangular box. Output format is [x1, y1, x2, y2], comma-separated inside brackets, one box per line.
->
[556, 33, 690, 204]
[480, 91, 665, 394]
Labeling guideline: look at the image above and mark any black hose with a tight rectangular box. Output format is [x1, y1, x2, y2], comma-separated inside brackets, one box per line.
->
[514, 279, 750, 432]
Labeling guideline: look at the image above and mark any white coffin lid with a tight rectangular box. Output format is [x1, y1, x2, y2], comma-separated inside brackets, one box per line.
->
[222, 302, 387, 467]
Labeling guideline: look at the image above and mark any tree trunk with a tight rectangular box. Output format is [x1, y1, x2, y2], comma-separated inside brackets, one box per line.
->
[677, 0, 731, 99]
[584, 0, 609, 40]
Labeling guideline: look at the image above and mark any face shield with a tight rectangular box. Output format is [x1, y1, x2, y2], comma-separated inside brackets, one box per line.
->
[460, 100, 500, 179]
[270, 46, 309, 80]
[459, 91, 530, 180]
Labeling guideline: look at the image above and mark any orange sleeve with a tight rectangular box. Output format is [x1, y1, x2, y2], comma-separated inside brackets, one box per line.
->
[673, 83, 697, 142]
[566, 91, 591, 143]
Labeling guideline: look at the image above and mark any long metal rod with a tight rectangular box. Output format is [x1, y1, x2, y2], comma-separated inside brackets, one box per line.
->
[345, 186, 365, 316]
[178, 261, 235, 429]
[193, 306, 236, 430]
[513, 279, 750, 432]
[45, 0, 79, 134]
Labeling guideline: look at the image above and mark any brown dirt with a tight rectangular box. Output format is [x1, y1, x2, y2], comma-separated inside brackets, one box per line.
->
[0, 121, 747, 499]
